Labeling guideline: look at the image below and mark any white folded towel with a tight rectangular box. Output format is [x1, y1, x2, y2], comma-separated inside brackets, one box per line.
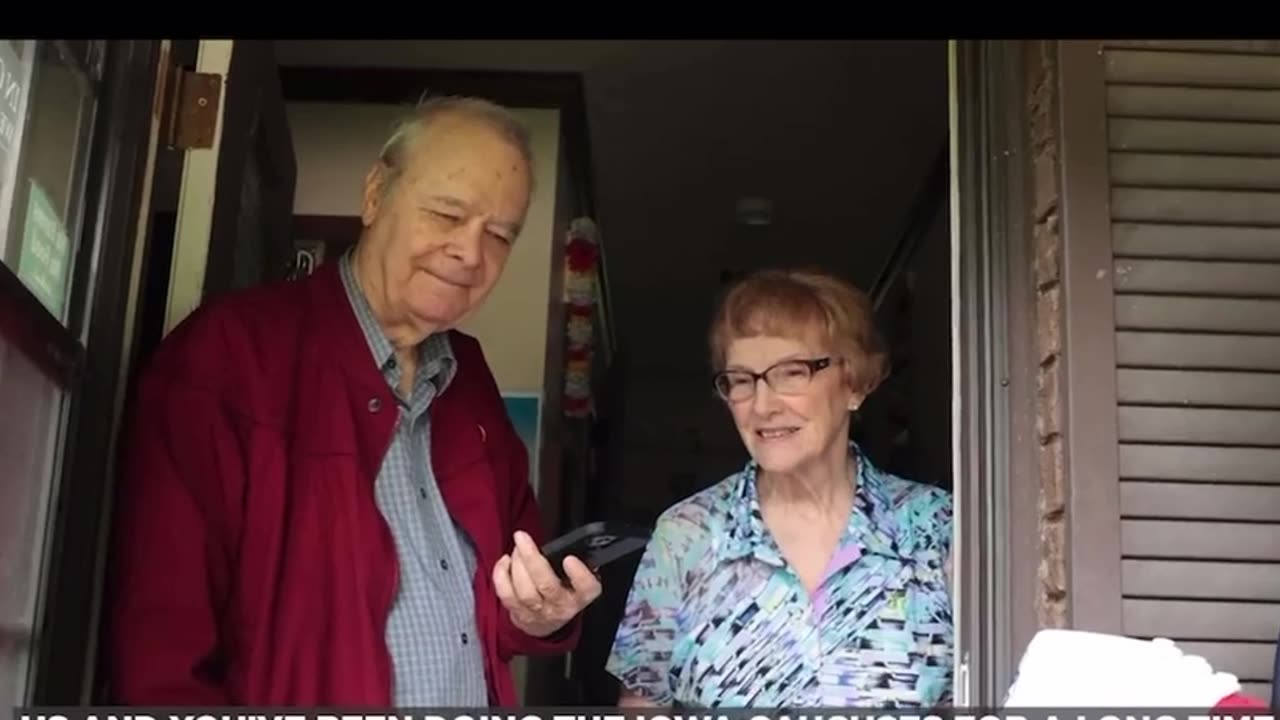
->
[1003, 629, 1242, 707]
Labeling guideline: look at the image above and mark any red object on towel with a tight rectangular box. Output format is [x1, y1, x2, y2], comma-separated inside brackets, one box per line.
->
[1215, 691, 1268, 709]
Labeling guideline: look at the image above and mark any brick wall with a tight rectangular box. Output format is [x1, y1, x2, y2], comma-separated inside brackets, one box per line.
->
[1027, 40, 1068, 628]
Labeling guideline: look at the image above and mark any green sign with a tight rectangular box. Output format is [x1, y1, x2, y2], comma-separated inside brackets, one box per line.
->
[0, 40, 30, 256]
[18, 179, 70, 318]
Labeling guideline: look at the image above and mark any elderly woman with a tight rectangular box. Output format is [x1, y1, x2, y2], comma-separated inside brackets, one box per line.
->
[605, 268, 953, 708]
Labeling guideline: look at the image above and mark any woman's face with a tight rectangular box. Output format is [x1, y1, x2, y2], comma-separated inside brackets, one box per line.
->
[721, 332, 863, 477]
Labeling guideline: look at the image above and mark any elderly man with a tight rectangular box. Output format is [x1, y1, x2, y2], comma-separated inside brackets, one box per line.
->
[105, 97, 601, 706]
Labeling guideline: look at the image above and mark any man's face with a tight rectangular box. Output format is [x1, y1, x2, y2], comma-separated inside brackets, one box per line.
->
[360, 114, 532, 337]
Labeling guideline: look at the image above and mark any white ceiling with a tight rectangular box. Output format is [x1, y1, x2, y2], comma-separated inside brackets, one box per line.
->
[274, 40, 949, 373]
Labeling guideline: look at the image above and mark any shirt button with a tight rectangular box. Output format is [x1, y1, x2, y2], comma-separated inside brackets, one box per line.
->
[460, 632, 469, 644]
[418, 487, 427, 500]
[440, 559, 449, 571]
[367, 397, 381, 413]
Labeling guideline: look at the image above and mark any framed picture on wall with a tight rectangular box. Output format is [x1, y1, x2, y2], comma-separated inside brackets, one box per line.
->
[501, 391, 542, 496]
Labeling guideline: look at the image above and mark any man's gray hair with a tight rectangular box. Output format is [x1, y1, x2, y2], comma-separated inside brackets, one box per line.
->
[377, 94, 536, 192]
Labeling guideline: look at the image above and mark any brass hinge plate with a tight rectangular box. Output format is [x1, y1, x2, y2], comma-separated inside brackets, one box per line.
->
[161, 67, 222, 149]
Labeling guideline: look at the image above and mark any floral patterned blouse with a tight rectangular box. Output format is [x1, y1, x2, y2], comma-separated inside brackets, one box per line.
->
[606, 442, 954, 708]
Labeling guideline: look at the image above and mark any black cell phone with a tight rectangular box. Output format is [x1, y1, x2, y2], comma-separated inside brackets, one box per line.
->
[540, 521, 651, 582]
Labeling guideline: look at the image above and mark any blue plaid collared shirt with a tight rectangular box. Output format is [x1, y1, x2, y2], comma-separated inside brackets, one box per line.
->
[339, 250, 489, 705]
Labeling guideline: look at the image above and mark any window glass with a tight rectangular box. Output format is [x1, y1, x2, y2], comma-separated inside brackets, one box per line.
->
[0, 38, 104, 706]
[0, 332, 67, 707]
[1, 40, 101, 325]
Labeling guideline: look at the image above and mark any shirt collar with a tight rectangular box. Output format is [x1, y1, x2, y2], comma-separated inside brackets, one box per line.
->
[722, 441, 903, 566]
[337, 248, 457, 395]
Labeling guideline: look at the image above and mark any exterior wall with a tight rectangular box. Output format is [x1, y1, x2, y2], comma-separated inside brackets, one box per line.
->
[1022, 40, 1280, 700]
[1026, 40, 1067, 629]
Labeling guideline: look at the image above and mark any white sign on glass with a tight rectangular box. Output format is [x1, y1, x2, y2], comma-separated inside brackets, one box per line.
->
[0, 41, 34, 261]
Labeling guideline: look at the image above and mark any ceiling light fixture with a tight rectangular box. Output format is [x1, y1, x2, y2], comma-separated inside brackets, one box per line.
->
[735, 196, 773, 226]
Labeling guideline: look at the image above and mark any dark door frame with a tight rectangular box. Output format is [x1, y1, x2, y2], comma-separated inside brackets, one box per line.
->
[952, 43, 1127, 707]
[202, 40, 298, 299]
[15, 39, 165, 704]
[952, 39, 1041, 706]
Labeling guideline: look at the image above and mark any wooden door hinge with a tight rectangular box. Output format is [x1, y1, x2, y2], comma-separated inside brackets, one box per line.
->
[161, 66, 222, 149]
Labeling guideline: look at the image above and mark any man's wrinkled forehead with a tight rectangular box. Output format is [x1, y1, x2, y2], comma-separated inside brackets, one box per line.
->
[404, 113, 531, 181]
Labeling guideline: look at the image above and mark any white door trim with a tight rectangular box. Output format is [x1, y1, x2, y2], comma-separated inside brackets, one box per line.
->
[163, 39, 232, 335]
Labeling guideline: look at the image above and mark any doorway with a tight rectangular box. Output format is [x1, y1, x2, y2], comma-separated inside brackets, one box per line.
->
[271, 38, 968, 706]
[0, 38, 1028, 709]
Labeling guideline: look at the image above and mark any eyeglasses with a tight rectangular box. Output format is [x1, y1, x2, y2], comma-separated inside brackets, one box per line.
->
[712, 357, 834, 402]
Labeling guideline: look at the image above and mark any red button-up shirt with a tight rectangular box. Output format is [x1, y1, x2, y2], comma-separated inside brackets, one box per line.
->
[104, 260, 576, 706]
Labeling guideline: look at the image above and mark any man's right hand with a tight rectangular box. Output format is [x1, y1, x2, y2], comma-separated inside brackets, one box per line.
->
[491, 530, 602, 638]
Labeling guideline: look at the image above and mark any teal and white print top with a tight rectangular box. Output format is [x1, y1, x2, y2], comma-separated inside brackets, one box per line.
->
[606, 443, 954, 708]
